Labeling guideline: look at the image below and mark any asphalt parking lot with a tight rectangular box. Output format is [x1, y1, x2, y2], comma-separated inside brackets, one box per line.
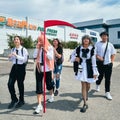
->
[0, 54, 120, 120]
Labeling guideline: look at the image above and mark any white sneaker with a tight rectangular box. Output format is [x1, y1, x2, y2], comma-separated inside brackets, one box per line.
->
[34, 104, 43, 114]
[47, 97, 54, 103]
[105, 92, 112, 100]
[96, 85, 100, 92]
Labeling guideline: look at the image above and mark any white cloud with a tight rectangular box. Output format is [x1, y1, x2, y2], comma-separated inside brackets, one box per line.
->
[0, 0, 120, 23]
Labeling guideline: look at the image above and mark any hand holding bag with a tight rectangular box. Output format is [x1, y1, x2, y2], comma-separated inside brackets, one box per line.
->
[97, 42, 108, 66]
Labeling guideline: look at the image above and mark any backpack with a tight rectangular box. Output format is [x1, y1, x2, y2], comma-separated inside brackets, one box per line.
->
[21, 47, 29, 66]
[12, 47, 29, 66]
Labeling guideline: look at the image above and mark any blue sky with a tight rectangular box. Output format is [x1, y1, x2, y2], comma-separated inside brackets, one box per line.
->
[0, 0, 120, 23]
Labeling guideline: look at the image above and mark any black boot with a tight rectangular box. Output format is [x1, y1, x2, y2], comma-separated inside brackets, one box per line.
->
[80, 104, 88, 113]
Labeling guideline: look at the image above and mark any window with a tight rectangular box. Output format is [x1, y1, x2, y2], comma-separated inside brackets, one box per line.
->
[118, 31, 120, 39]
[91, 37, 97, 44]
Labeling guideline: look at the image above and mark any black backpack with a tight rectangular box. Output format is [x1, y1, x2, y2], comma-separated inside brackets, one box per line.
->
[21, 47, 29, 66]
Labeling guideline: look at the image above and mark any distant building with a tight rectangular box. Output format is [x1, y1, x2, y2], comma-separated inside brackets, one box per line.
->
[0, 13, 64, 54]
[74, 18, 120, 47]
[0, 13, 120, 54]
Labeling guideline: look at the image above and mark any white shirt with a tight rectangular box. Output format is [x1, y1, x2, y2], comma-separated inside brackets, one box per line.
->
[33, 46, 54, 72]
[95, 41, 116, 65]
[9, 46, 28, 65]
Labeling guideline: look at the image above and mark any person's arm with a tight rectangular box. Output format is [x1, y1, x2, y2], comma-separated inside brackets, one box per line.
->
[70, 49, 76, 62]
[54, 47, 62, 59]
[8, 49, 15, 61]
[91, 48, 99, 78]
[95, 42, 104, 61]
[96, 55, 104, 61]
[111, 44, 116, 63]
[111, 54, 115, 63]
[13, 48, 28, 63]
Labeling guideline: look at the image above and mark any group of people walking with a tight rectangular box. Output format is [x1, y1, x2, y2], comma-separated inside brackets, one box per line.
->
[7, 31, 116, 114]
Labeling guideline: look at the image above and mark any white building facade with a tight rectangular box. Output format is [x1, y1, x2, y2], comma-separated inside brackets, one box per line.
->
[0, 13, 119, 54]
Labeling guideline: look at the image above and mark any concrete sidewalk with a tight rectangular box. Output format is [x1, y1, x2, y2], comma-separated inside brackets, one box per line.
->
[0, 56, 120, 68]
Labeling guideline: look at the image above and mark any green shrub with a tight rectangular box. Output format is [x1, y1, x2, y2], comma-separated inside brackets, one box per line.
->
[67, 41, 78, 49]
[7, 34, 34, 48]
[61, 41, 78, 49]
[7, 34, 79, 49]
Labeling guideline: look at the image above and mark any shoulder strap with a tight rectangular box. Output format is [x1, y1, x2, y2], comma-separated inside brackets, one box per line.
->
[12, 48, 15, 52]
[21, 47, 24, 56]
[91, 45, 95, 57]
[103, 42, 108, 59]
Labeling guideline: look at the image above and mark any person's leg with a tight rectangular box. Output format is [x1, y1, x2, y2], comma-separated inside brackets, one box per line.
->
[15, 65, 26, 108]
[8, 77, 18, 109]
[56, 73, 60, 89]
[46, 71, 54, 102]
[54, 73, 60, 96]
[8, 77, 17, 102]
[96, 64, 104, 91]
[96, 64, 104, 85]
[104, 64, 113, 92]
[34, 94, 43, 114]
[7, 66, 18, 109]
[54, 64, 62, 96]
[80, 82, 88, 112]
[8, 66, 18, 101]
[17, 66, 26, 102]
[86, 83, 90, 100]
[104, 63, 113, 100]
[81, 82, 87, 105]
[34, 67, 43, 114]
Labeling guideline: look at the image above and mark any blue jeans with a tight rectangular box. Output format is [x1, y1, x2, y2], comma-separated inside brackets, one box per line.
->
[54, 64, 62, 89]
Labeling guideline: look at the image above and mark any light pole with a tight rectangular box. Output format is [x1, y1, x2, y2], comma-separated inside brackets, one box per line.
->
[64, 26, 66, 42]
[25, 16, 28, 37]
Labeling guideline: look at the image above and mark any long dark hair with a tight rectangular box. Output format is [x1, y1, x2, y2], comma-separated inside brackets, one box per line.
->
[52, 38, 63, 48]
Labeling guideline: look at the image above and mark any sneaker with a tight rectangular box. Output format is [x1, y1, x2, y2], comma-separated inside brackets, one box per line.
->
[8, 100, 18, 109]
[47, 97, 54, 103]
[15, 101, 25, 108]
[33, 105, 43, 114]
[105, 92, 112, 100]
[54, 90, 59, 96]
[96, 85, 100, 92]
[80, 104, 88, 113]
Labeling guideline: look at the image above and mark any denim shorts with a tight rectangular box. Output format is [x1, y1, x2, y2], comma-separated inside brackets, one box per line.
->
[54, 64, 62, 74]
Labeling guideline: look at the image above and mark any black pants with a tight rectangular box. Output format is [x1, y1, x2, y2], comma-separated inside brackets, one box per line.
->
[96, 62, 113, 92]
[8, 64, 26, 102]
[35, 67, 54, 94]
